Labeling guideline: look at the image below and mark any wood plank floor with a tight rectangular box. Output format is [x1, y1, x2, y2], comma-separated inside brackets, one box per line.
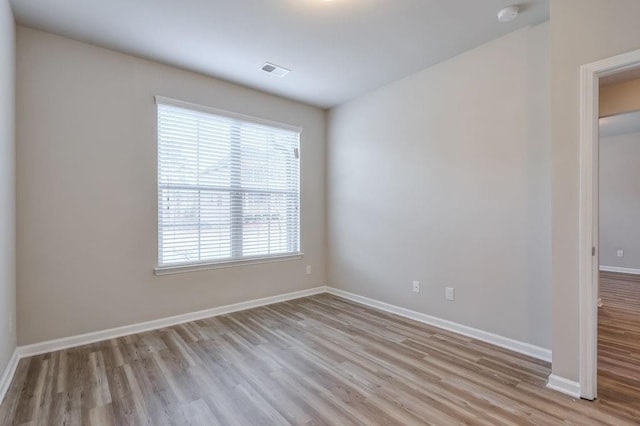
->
[598, 271, 640, 413]
[1, 292, 639, 425]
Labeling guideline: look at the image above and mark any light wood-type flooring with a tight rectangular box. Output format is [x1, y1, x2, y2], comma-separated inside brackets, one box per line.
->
[1, 286, 640, 425]
[598, 271, 640, 412]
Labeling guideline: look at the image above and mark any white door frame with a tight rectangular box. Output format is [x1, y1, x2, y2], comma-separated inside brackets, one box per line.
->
[579, 48, 640, 400]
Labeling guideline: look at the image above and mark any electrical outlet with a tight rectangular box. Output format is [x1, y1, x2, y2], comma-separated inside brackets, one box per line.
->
[617, 250, 624, 258]
[445, 287, 455, 301]
[412, 281, 420, 293]
[306, 265, 312, 275]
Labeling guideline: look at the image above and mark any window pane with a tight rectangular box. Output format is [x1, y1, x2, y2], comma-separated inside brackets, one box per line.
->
[241, 192, 298, 256]
[159, 188, 233, 264]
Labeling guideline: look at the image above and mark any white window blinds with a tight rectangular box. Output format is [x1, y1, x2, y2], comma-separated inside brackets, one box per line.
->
[156, 98, 301, 268]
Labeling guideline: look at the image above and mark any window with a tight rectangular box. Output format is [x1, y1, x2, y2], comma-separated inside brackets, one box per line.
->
[155, 97, 301, 271]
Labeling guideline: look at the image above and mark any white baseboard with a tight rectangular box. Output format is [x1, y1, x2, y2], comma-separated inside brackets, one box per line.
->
[18, 286, 328, 358]
[600, 265, 640, 275]
[0, 349, 19, 406]
[326, 288, 552, 363]
[5, 284, 557, 408]
[546, 374, 581, 398]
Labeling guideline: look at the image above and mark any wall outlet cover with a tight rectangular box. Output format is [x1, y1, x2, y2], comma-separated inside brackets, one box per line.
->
[445, 287, 455, 301]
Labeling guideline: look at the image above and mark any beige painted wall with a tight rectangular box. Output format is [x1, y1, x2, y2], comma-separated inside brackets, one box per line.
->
[327, 24, 551, 348]
[599, 131, 640, 270]
[600, 78, 640, 117]
[16, 27, 326, 345]
[0, 0, 16, 375]
[550, 0, 640, 381]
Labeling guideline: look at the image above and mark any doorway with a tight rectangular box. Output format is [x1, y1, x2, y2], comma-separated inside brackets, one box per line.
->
[597, 104, 640, 402]
[579, 49, 640, 400]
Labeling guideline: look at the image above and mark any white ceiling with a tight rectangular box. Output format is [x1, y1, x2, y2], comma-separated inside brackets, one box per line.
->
[600, 66, 640, 87]
[10, 0, 549, 109]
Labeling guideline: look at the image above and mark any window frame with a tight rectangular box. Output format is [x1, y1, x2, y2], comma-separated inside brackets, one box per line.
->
[153, 96, 303, 275]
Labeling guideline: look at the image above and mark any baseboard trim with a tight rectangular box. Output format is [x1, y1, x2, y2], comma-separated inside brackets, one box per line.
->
[546, 374, 581, 398]
[18, 286, 328, 358]
[0, 349, 19, 406]
[600, 265, 640, 275]
[326, 288, 552, 363]
[7, 284, 556, 407]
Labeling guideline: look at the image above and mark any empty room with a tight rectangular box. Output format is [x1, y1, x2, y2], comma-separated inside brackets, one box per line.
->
[1, 0, 640, 424]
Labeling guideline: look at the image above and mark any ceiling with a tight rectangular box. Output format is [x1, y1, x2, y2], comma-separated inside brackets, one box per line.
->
[600, 66, 640, 87]
[10, 0, 549, 109]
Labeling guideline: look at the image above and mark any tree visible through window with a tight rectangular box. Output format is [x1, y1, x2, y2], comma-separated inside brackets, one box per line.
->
[156, 99, 300, 267]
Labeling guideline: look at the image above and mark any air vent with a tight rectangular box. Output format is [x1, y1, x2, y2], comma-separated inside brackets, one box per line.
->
[261, 62, 290, 77]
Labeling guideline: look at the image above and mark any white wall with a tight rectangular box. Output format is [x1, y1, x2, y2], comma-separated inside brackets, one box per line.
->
[16, 27, 326, 345]
[327, 24, 551, 348]
[550, 0, 640, 382]
[600, 131, 640, 270]
[0, 0, 16, 376]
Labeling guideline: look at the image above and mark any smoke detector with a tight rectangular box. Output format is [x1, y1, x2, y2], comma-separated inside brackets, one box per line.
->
[497, 5, 519, 23]
[261, 62, 290, 77]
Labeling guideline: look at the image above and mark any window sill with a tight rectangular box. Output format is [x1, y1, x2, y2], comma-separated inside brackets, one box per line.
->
[154, 253, 304, 276]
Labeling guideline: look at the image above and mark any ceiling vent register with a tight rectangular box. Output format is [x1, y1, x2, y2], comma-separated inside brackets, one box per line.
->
[261, 62, 290, 77]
